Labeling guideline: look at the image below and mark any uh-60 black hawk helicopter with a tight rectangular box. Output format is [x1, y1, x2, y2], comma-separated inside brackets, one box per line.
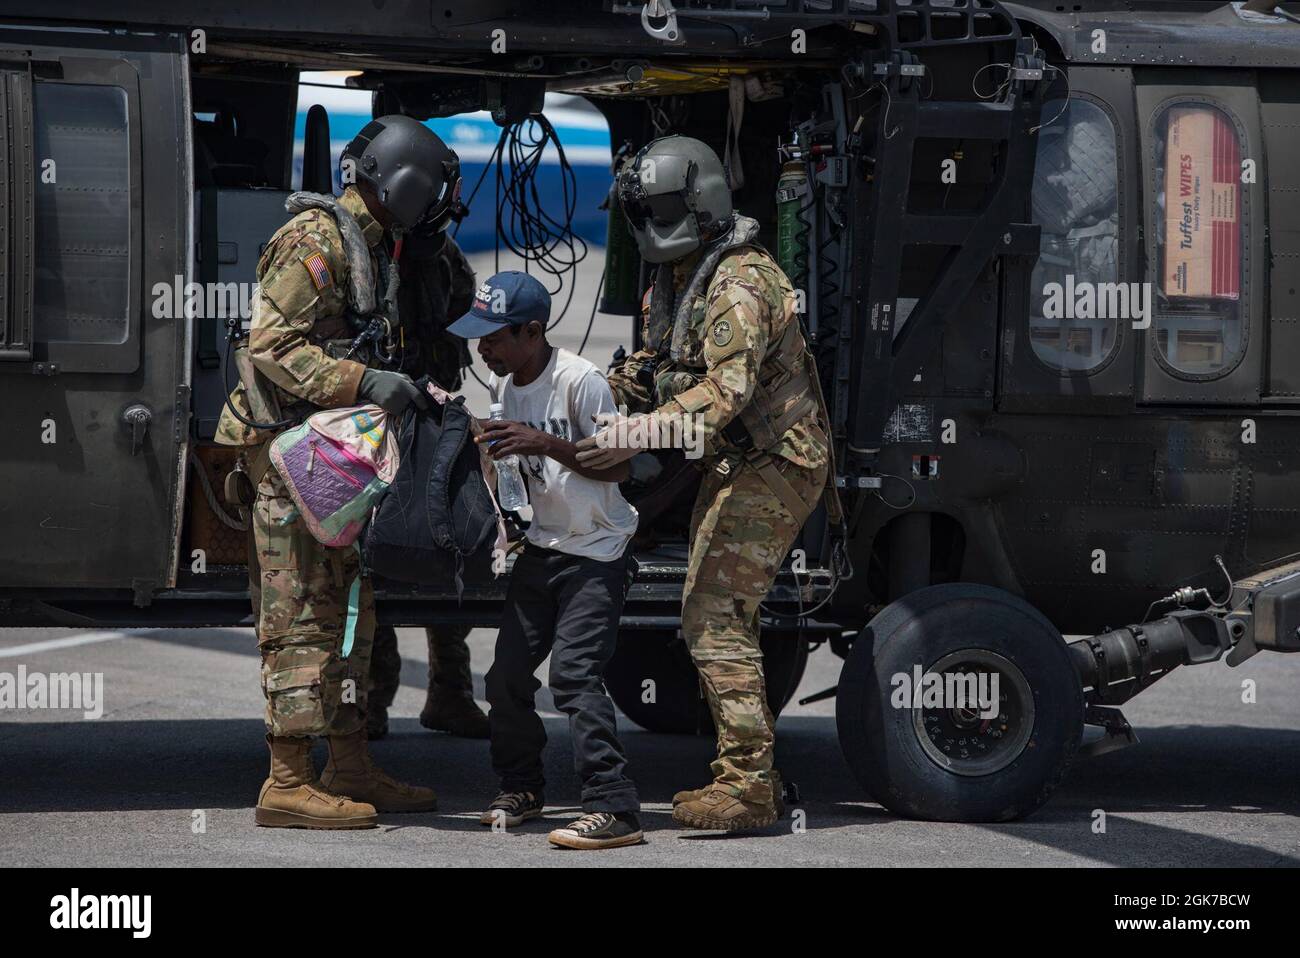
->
[0, 0, 1297, 823]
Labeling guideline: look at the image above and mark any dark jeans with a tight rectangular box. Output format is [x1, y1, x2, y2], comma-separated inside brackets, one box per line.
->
[485, 543, 639, 814]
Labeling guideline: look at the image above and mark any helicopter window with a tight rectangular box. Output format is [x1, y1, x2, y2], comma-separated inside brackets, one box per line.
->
[1028, 98, 1120, 373]
[1151, 102, 1245, 377]
[0, 69, 34, 361]
[32, 81, 131, 348]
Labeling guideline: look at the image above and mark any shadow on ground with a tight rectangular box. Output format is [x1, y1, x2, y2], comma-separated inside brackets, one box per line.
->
[2, 711, 1297, 864]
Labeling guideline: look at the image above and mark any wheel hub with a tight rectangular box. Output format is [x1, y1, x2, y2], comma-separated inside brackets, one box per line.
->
[911, 649, 1035, 777]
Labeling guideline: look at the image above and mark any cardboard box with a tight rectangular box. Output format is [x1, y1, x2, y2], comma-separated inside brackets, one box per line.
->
[1163, 106, 1241, 300]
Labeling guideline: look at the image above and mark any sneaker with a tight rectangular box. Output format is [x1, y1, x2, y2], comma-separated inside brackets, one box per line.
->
[478, 790, 545, 828]
[548, 811, 643, 849]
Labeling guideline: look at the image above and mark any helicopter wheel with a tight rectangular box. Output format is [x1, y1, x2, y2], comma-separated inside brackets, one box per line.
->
[836, 583, 1083, 822]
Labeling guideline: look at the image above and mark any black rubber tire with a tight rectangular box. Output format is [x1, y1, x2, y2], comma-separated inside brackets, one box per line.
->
[835, 583, 1083, 822]
[607, 629, 809, 734]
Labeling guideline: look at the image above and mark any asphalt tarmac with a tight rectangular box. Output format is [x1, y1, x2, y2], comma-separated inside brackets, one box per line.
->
[1, 623, 1296, 867]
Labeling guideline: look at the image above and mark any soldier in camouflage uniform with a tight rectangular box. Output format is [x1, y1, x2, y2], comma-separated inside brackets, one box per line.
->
[216, 115, 462, 828]
[578, 136, 836, 832]
[366, 231, 491, 741]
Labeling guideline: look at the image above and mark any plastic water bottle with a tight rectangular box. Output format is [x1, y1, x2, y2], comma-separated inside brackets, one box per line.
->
[489, 402, 529, 511]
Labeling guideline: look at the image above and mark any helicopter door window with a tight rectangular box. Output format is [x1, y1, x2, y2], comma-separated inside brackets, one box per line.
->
[1151, 102, 1246, 377]
[1028, 97, 1121, 373]
[31, 82, 132, 350]
[0, 68, 34, 362]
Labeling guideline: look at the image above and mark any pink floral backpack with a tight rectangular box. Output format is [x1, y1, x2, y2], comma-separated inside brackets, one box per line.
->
[268, 405, 399, 548]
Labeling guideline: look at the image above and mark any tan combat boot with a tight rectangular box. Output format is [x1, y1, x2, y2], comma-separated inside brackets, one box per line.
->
[321, 729, 438, 812]
[255, 735, 378, 829]
[672, 784, 780, 832]
[673, 771, 785, 818]
[420, 690, 491, 739]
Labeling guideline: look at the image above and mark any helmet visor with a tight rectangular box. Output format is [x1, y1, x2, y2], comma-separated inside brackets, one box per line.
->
[413, 171, 463, 235]
[618, 148, 693, 228]
[623, 190, 691, 229]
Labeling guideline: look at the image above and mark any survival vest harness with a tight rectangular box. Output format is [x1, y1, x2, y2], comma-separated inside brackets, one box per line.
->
[240, 192, 402, 489]
[645, 214, 844, 526]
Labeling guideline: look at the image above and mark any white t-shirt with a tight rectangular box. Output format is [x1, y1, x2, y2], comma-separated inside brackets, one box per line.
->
[488, 347, 638, 562]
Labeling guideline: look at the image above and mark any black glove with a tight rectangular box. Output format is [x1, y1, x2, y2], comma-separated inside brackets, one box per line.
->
[358, 369, 430, 416]
[634, 356, 659, 392]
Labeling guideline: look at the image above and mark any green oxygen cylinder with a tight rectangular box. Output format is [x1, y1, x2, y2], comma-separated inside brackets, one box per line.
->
[600, 184, 643, 316]
[775, 160, 810, 293]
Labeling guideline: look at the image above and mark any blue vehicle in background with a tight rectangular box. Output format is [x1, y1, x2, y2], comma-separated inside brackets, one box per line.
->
[292, 74, 612, 254]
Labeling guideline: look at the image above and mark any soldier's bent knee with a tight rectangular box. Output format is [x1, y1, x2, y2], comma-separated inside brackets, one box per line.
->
[682, 591, 752, 644]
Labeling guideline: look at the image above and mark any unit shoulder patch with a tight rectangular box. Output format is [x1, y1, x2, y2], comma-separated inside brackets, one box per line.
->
[711, 317, 734, 348]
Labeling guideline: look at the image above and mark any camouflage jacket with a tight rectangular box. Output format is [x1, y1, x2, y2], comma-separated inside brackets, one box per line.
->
[606, 244, 828, 470]
[216, 188, 404, 447]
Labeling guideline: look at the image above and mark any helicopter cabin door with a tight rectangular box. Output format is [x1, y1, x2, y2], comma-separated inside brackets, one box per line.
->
[0, 30, 191, 604]
[997, 65, 1141, 416]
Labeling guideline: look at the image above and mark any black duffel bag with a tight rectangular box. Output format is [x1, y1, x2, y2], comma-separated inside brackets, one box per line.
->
[362, 385, 498, 591]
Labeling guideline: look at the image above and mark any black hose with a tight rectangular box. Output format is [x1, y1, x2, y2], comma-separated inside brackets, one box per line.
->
[454, 128, 507, 240]
[814, 193, 841, 337]
[578, 270, 605, 356]
[456, 113, 589, 330]
[793, 183, 814, 294]
[219, 334, 298, 432]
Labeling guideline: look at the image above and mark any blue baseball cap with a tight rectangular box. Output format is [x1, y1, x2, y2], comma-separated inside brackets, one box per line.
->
[448, 270, 551, 338]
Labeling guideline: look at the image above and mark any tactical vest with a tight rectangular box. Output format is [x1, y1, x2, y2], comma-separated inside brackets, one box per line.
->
[283, 191, 401, 360]
[283, 191, 381, 316]
[244, 194, 395, 424]
[647, 216, 842, 525]
[648, 218, 821, 460]
[721, 313, 821, 454]
[229, 194, 395, 483]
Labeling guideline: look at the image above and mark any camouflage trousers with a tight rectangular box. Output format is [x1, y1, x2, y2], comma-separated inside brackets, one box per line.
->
[247, 463, 375, 738]
[681, 453, 827, 804]
[369, 623, 475, 710]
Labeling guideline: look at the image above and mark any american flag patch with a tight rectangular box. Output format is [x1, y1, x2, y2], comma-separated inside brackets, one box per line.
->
[302, 251, 333, 290]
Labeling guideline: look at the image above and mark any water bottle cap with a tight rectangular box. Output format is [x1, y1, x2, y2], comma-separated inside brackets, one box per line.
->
[489, 402, 504, 416]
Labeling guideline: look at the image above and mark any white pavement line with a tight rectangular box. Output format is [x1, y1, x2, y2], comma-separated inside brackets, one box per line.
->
[0, 631, 129, 658]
